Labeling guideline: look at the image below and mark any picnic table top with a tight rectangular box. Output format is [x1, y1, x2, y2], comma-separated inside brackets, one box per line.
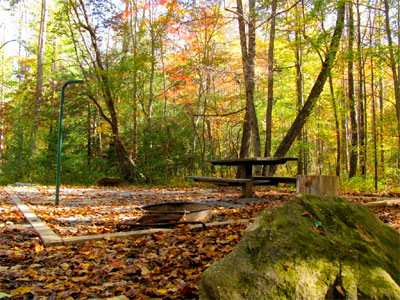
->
[207, 157, 298, 166]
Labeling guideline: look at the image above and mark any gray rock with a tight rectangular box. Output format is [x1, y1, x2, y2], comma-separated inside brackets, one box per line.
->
[200, 195, 400, 300]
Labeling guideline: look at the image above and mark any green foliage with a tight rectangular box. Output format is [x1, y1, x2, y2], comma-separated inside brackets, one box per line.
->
[340, 174, 400, 193]
[0, 0, 399, 191]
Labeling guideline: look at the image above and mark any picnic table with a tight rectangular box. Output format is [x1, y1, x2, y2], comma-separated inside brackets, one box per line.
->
[187, 157, 298, 197]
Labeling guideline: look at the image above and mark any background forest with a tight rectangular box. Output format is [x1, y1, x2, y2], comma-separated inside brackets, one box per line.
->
[0, 0, 399, 191]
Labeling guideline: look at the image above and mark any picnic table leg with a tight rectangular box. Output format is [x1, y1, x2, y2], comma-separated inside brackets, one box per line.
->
[239, 164, 253, 198]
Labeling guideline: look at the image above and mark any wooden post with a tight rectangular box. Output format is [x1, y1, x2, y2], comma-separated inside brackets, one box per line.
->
[296, 175, 339, 196]
[239, 163, 253, 198]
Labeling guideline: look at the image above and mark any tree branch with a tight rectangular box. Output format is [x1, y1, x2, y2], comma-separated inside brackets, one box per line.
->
[86, 94, 113, 126]
[193, 107, 246, 117]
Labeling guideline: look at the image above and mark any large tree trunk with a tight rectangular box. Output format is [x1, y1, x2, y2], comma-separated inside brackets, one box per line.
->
[269, 0, 345, 175]
[31, 0, 48, 150]
[237, 0, 261, 162]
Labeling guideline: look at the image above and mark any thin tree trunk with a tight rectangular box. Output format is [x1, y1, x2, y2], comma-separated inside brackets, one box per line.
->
[348, 1, 358, 178]
[269, 0, 345, 175]
[356, 0, 366, 176]
[31, 0, 48, 150]
[329, 73, 341, 177]
[73, 0, 136, 180]
[129, 0, 138, 161]
[87, 102, 91, 166]
[264, 0, 277, 161]
[379, 76, 384, 170]
[161, 42, 170, 174]
[371, 55, 378, 190]
[294, 10, 305, 175]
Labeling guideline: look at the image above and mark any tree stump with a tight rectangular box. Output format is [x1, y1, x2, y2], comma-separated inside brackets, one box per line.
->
[296, 175, 339, 197]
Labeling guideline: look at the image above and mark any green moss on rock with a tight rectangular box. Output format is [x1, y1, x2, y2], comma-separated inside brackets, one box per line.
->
[200, 195, 400, 300]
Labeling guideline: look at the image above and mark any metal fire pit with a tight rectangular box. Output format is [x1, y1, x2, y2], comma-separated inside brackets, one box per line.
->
[117, 202, 212, 230]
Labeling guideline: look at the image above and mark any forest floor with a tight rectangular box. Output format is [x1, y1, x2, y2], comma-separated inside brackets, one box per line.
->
[0, 185, 399, 299]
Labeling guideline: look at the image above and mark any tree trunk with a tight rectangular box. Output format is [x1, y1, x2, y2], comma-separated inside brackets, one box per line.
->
[31, 0, 48, 150]
[356, 0, 366, 176]
[269, 0, 345, 175]
[237, 0, 261, 163]
[264, 0, 277, 160]
[87, 102, 91, 166]
[329, 73, 341, 177]
[294, 6, 305, 176]
[383, 0, 400, 168]
[0, 51, 4, 163]
[371, 55, 378, 190]
[73, 0, 136, 180]
[129, 0, 139, 162]
[379, 76, 384, 171]
[347, 1, 358, 178]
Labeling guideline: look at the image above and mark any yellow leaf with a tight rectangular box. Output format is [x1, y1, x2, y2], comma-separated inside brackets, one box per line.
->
[11, 286, 31, 296]
[157, 288, 168, 295]
[106, 296, 129, 300]
[140, 266, 151, 276]
[60, 263, 70, 270]
[80, 263, 91, 269]
[15, 277, 31, 282]
[44, 282, 56, 289]
[226, 234, 239, 241]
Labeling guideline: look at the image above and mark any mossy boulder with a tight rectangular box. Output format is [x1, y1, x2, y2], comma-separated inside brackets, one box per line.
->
[200, 195, 400, 300]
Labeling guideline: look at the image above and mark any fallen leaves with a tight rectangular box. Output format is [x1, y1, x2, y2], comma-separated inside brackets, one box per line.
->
[1, 186, 399, 299]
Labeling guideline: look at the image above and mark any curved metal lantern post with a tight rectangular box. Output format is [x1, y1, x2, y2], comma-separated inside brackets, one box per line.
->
[55, 80, 84, 205]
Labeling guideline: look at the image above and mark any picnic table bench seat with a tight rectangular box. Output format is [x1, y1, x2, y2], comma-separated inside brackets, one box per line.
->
[186, 176, 251, 186]
[252, 176, 297, 185]
[187, 157, 298, 197]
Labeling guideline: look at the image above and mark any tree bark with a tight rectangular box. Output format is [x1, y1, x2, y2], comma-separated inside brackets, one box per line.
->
[31, 0, 48, 150]
[347, 1, 358, 178]
[371, 55, 378, 190]
[129, 0, 139, 162]
[294, 5, 305, 175]
[87, 102, 91, 166]
[356, 0, 366, 176]
[383, 0, 400, 168]
[237, 0, 261, 163]
[72, 0, 136, 180]
[269, 0, 345, 175]
[329, 73, 341, 177]
[263, 0, 277, 175]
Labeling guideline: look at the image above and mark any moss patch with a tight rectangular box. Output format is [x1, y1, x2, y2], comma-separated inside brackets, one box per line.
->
[200, 195, 400, 300]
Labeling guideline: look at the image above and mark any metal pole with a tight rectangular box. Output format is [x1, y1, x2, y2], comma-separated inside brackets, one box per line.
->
[55, 80, 84, 205]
